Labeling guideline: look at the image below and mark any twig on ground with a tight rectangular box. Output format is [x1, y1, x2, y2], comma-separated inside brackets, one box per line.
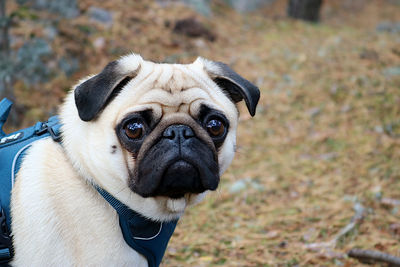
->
[348, 249, 400, 266]
[304, 202, 366, 252]
[303, 202, 366, 262]
[332, 202, 365, 243]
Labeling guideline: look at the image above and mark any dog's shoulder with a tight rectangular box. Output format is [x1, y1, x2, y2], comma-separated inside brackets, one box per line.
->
[12, 137, 75, 214]
[10, 138, 76, 265]
[16, 137, 70, 182]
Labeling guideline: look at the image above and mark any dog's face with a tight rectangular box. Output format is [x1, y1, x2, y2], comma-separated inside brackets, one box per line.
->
[61, 54, 259, 221]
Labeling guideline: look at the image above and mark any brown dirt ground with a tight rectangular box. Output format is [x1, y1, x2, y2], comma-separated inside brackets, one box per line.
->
[5, 0, 400, 266]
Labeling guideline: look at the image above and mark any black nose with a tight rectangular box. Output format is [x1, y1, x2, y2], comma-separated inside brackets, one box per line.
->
[163, 125, 195, 140]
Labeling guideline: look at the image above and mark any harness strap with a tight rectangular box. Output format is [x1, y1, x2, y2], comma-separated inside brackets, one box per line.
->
[0, 103, 62, 263]
[0, 98, 12, 137]
[96, 187, 178, 267]
[0, 99, 14, 263]
[0, 204, 12, 265]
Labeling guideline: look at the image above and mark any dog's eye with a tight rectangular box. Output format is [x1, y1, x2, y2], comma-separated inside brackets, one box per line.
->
[206, 118, 225, 137]
[124, 120, 144, 139]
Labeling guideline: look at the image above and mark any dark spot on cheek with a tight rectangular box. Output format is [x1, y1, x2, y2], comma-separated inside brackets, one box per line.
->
[111, 145, 117, 154]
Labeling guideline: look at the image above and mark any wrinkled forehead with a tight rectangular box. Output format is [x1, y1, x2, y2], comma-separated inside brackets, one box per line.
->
[113, 60, 236, 120]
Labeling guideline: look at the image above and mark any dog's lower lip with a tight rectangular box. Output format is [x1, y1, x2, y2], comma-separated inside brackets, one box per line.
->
[169, 192, 185, 199]
[152, 160, 204, 198]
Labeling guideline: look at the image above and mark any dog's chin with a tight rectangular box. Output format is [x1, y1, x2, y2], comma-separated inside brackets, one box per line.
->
[162, 191, 208, 215]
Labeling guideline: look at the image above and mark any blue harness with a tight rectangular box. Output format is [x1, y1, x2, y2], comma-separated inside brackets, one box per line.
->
[0, 98, 178, 267]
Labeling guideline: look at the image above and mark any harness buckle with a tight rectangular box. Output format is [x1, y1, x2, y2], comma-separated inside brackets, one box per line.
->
[34, 122, 48, 136]
[48, 126, 62, 142]
[34, 121, 62, 142]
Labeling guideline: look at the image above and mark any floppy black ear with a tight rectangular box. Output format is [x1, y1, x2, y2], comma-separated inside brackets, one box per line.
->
[203, 60, 260, 116]
[74, 60, 139, 121]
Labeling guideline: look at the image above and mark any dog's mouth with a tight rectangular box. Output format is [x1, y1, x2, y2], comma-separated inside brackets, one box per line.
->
[154, 160, 203, 199]
[133, 155, 219, 199]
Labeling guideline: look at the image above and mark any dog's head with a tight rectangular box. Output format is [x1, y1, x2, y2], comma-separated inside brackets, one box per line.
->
[61, 54, 259, 221]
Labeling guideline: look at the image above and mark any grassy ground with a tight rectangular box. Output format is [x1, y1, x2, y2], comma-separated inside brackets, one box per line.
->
[6, 0, 400, 266]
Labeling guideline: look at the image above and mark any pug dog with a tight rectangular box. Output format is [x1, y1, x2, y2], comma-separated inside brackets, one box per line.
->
[10, 53, 259, 266]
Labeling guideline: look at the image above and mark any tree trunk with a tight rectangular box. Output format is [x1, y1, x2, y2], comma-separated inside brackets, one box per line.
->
[0, 0, 9, 53]
[287, 0, 323, 22]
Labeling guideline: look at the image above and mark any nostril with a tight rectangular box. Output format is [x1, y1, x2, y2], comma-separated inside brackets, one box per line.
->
[163, 125, 195, 140]
[163, 128, 176, 139]
[183, 128, 194, 139]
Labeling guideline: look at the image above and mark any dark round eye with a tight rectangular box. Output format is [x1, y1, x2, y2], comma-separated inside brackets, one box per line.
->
[206, 118, 225, 137]
[124, 120, 144, 139]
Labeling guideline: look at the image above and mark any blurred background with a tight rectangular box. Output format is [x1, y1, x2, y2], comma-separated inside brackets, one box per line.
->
[1, 0, 400, 266]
